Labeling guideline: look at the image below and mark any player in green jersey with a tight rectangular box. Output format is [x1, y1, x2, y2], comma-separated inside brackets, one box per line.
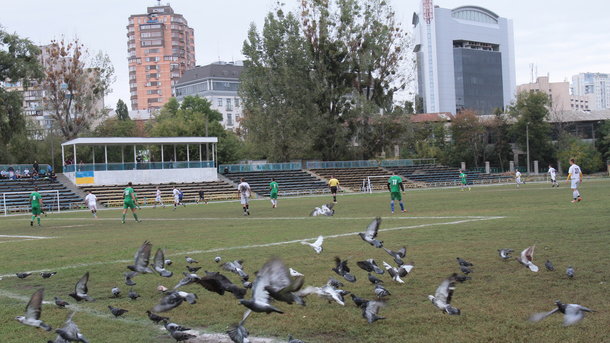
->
[459, 170, 471, 191]
[387, 171, 406, 213]
[29, 186, 43, 226]
[121, 181, 141, 224]
[269, 178, 279, 208]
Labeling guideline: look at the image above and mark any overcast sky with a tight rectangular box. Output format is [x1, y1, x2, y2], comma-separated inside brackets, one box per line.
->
[1, 0, 608, 109]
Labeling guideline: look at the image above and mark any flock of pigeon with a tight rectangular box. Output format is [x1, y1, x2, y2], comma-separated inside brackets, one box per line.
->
[13, 213, 595, 342]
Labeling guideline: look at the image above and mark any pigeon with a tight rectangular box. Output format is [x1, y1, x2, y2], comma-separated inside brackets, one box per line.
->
[238, 258, 285, 313]
[382, 261, 413, 283]
[186, 266, 201, 273]
[428, 274, 461, 315]
[310, 203, 334, 216]
[289, 268, 304, 277]
[358, 217, 383, 248]
[111, 287, 121, 298]
[362, 300, 386, 323]
[185, 256, 198, 264]
[127, 241, 153, 274]
[350, 293, 369, 308]
[152, 248, 173, 277]
[454, 274, 471, 283]
[16, 272, 32, 279]
[566, 266, 574, 278]
[164, 259, 173, 266]
[374, 284, 391, 298]
[163, 320, 191, 332]
[197, 271, 247, 299]
[124, 271, 137, 286]
[332, 257, 357, 283]
[54, 297, 69, 308]
[264, 265, 306, 306]
[214, 256, 222, 263]
[300, 235, 324, 254]
[368, 273, 384, 284]
[68, 272, 94, 302]
[168, 329, 196, 342]
[296, 283, 348, 306]
[227, 309, 252, 343]
[545, 260, 555, 271]
[222, 260, 249, 280]
[242, 281, 253, 289]
[327, 277, 344, 289]
[356, 259, 385, 274]
[456, 257, 473, 267]
[146, 310, 169, 324]
[498, 249, 514, 260]
[516, 246, 539, 272]
[173, 271, 201, 289]
[287, 334, 305, 343]
[529, 300, 594, 326]
[128, 289, 140, 300]
[52, 312, 89, 343]
[41, 272, 57, 279]
[153, 291, 197, 312]
[460, 265, 472, 274]
[15, 288, 52, 331]
[384, 246, 406, 265]
[108, 305, 128, 318]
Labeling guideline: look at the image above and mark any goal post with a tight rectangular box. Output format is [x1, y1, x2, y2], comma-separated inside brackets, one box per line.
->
[2, 190, 60, 216]
[363, 175, 394, 193]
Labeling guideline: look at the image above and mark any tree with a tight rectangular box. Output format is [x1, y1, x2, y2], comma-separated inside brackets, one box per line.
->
[556, 133, 603, 174]
[42, 38, 115, 140]
[450, 110, 486, 168]
[509, 91, 554, 167]
[116, 99, 129, 121]
[487, 113, 513, 171]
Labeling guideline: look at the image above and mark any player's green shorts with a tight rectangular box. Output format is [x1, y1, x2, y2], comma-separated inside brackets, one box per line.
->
[390, 191, 402, 201]
[31, 206, 41, 215]
[123, 201, 136, 209]
[461, 180, 467, 185]
[270, 192, 278, 200]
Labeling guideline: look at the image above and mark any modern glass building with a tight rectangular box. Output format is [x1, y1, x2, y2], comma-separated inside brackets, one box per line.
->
[413, 3, 516, 115]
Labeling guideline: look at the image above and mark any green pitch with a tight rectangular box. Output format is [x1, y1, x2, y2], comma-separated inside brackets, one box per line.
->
[0, 180, 609, 342]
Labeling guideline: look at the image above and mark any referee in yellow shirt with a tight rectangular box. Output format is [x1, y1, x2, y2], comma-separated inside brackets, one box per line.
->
[328, 175, 340, 203]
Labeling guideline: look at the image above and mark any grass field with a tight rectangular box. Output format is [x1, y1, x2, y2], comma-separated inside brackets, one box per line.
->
[0, 180, 609, 343]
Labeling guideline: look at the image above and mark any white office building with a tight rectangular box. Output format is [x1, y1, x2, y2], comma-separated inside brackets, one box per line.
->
[571, 73, 610, 111]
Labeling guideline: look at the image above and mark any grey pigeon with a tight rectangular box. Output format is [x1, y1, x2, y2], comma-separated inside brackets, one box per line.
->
[164, 259, 173, 266]
[128, 289, 140, 300]
[383, 246, 406, 265]
[152, 291, 197, 312]
[332, 256, 357, 282]
[545, 260, 555, 271]
[214, 256, 222, 263]
[498, 249, 513, 260]
[111, 287, 121, 298]
[127, 241, 153, 274]
[54, 297, 69, 308]
[124, 271, 137, 286]
[108, 305, 128, 317]
[327, 278, 344, 289]
[516, 245, 539, 272]
[227, 310, 252, 343]
[454, 274, 471, 283]
[146, 310, 169, 324]
[238, 258, 285, 313]
[152, 248, 173, 277]
[350, 293, 369, 308]
[374, 284, 390, 298]
[367, 273, 383, 284]
[169, 329, 196, 342]
[362, 300, 386, 323]
[459, 265, 472, 274]
[529, 300, 594, 326]
[296, 283, 348, 306]
[242, 281, 253, 289]
[264, 264, 306, 306]
[68, 272, 94, 302]
[356, 259, 384, 274]
[173, 271, 201, 289]
[186, 266, 201, 273]
[15, 288, 52, 331]
[428, 274, 461, 315]
[41, 272, 57, 279]
[566, 266, 574, 278]
[288, 334, 305, 343]
[197, 271, 247, 299]
[456, 257, 473, 267]
[358, 217, 383, 248]
[310, 203, 334, 216]
[52, 312, 89, 343]
[16, 272, 32, 279]
[300, 235, 324, 254]
[382, 261, 413, 283]
[163, 320, 191, 332]
[222, 260, 249, 280]
[185, 256, 198, 264]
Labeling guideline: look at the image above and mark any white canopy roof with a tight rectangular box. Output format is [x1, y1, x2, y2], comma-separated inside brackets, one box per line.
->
[61, 137, 218, 146]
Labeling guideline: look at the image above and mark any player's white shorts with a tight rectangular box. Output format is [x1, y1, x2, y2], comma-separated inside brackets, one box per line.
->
[570, 179, 580, 189]
[516, 177, 522, 184]
[240, 193, 249, 205]
[174, 196, 180, 203]
[88, 203, 97, 211]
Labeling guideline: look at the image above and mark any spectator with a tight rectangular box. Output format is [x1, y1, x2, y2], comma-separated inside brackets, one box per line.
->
[33, 160, 39, 174]
[24, 168, 30, 177]
[0, 169, 7, 179]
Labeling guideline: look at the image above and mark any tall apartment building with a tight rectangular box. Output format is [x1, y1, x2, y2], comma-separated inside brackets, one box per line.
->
[517, 76, 590, 113]
[413, 2, 516, 115]
[127, 4, 196, 111]
[571, 73, 610, 111]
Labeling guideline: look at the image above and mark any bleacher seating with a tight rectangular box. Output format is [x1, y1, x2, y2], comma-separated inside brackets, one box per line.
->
[0, 178, 83, 213]
[308, 167, 416, 192]
[80, 180, 237, 207]
[223, 170, 328, 197]
[385, 165, 513, 186]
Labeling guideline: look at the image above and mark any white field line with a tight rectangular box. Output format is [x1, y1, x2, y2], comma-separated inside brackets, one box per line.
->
[0, 216, 503, 279]
[14, 215, 499, 222]
[0, 234, 55, 239]
[0, 239, 48, 244]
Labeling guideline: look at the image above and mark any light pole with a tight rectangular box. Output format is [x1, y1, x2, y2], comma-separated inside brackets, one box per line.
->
[526, 122, 530, 175]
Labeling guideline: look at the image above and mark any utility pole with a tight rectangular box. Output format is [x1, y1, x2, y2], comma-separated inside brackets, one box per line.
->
[526, 123, 530, 175]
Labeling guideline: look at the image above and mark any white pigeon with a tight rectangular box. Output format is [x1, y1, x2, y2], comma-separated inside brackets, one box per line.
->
[15, 288, 52, 331]
[310, 203, 334, 216]
[300, 235, 324, 254]
[289, 268, 304, 277]
[529, 300, 594, 326]
[516, 245, 539, 272]
[428, 274, 461, 315]
[296, 281, 348, 306]
[382, 261, 413, 283]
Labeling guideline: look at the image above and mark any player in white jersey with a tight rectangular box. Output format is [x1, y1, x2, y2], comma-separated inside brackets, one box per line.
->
[154, 187, 165, 208]
[515, 170, 524, 188]
[237, 178, 251, 216]
[547, 165, 558, 187]
[567, 158, 583, 203]
[172, 186, 181, 210]
[84, 190, 98, 218]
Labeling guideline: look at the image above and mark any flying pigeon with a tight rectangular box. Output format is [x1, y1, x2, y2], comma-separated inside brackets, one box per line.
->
[54, 297, 69, 308]
[374, 284, 391, 298]
[214, 256, 222, 263]
[368, 273, 384, 285]
[358, 217, 383, 248]
[186, 266, 201, 273]
[173, 272, 201, 289]
[146, 310, 169, 324]
[111, 287, 121, 298]
[428, 274, 461, 315]
[127, 241, 153, 274]
[263, 262, 306, 306]
[124, 271, 137, 286]
[68, 272, 94, 302]
[382, 261, 413, 283]
[566, 266, 574, 279]
[108, 305, 128, 318]
[529, 300, 594, 326]
[52, 312, 89, 343]
[384, 246, 406, 265]
[185, 256, 198, 264]
[332, 257, 357, 282]
[545, 260, 555, 271]
[456, 257, 473, 267]
[128, 289, 140, 300]
[288, 334, 305, 343]
[16, 272, 32, 279]
[300, 235, 324, 254]
[15, 288, 52, 331]
[227, 309, 252, 343]
[164, 259, 173, 266]
[197, 271, 247, 299]
[296, 283, 348, 306]
[362, 300, 386, 323]
[356, 259, 384, 274]
[239, 258, 286, 313]
[498, 249, 514, 260]
[289, 268, 304, 277]
[516, 245, 539, 272]
[350, 294, 369, 308]
[40, 272, 57, 279]
[152, 291, 197, 312]
[152, 248, 173, 277]
[310, 203, 335, 216]
[222, 260, 249, 280]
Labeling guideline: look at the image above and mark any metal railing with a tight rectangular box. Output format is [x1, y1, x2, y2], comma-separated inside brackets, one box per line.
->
[219, 162, 303, 173]
[63, 161, 215, 172]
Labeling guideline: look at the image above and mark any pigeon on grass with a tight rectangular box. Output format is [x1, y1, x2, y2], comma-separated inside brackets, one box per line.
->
[356, 259, 384, 274]
[185, 256, 198, 264]
[516, 246, 539, 272]
[350, 294, 369, 308]
[367, 273, 384, 285]
[332, 257, 357, 283]
[227, 310, 252, 343]
[41, 272, 57, 279]
[529, 300, 594, 326]
[54, 297, 69, 308]
[108, 305, 128, 318]
[124, 271, 137, 286]
[68, 272, 94, 302]
[296, 283, 348, 306]
[146, 310, 169, 324]
[428, 274, 461, 315]
[15, 288, 52, 331]
[358, 217, 383, 248]
[223, 260, 249, 280]
[51, 312, 89, 343]
[498, 249, 514, 260]
[152, 291, 197, 312]
[288, 334, 305, 343]
[111, 287, 121, 298]
[456, 257, 473, 267]
[128, 289, 140, 300]
[382, 261, 413, 284]
[362, 300, 386, 323]
[374, 284, 391, 299]
[301, 235, 324, 254]
[16, 272, 32, 279]
[310, 203, 334, 216]
[545, 260, 555, 271]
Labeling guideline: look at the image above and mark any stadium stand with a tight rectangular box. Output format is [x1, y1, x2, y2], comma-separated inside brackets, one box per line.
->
[79, 180, 237, 207]
[0, 178, 83, 213]
[385, 165, 513, 187]
[223, 170, 328, 197]
[308, 167, 418, 192]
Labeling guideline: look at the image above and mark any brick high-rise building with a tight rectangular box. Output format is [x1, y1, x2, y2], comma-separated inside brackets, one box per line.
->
[127, 4, 195, 110]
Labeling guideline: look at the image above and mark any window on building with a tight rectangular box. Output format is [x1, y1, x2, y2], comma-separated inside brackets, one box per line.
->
[226, 98, 233, 111]
[217, 98, 223, 107]
[227, 113, 233, 126]
[145, 48, 160, 54]
[129, 66, 136, 72]
[147, 89, 161, 95]
[234, 98, 240, 107]
[141, 39, 163, 47]
[145, 56, 160, 62]
[147, 73, 158, 79]
[145, 65, 158, 71]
